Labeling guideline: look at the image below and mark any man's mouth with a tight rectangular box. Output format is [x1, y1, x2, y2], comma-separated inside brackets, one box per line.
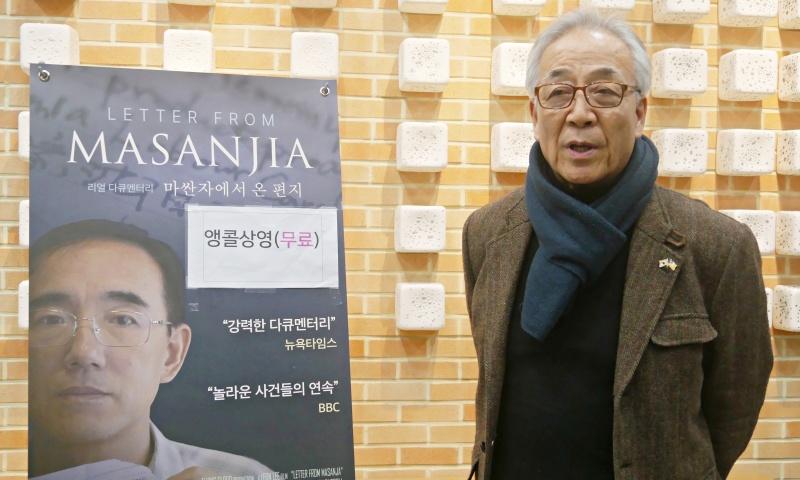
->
[568, 142, 597, 153]
[58, 386, 110, 397]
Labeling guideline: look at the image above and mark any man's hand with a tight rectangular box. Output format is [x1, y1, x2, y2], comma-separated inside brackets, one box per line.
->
[167, 467, 223, 480]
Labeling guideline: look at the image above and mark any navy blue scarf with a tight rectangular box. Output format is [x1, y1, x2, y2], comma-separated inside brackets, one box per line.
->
[521, 136, 659, 340]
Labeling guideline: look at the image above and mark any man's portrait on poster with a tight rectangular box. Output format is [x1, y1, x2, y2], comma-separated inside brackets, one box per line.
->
[28, 219, 271, 480]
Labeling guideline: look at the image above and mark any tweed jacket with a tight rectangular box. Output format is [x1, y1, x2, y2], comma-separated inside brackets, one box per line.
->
[463, 186, 773, 480]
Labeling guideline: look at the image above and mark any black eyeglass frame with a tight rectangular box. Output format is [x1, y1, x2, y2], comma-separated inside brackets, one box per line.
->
[533, 81, 640, 110]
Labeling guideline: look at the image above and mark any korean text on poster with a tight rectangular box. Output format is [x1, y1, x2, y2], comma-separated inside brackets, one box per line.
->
[187, 205, 339, 289]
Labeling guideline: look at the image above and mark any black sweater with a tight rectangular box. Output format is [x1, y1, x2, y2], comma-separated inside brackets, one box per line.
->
[490, 235, 629, 480]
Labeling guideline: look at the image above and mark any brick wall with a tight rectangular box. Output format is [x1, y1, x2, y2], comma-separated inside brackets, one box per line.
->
[2, 0, 800, 478]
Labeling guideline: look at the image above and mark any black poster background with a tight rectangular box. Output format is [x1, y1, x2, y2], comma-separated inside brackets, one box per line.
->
[29, 65, 354, 479]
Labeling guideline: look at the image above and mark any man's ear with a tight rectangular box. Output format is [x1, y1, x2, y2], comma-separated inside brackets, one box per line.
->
[634, 95, 648, 137]
[529, 99, 538, 127]
[160, 324, 191, 383]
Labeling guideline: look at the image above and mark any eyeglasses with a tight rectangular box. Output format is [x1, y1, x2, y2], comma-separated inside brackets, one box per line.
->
[30, 307, 172, 348]
[534, 81, 638, 109]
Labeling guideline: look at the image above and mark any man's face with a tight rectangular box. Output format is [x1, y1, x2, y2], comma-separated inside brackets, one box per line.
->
[29, 240, 187, 445]
[530, 28, 647, 190]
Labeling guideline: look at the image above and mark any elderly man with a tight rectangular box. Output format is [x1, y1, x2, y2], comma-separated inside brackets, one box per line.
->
[28, 220, 271, 480]
[463, 9, 773, 480]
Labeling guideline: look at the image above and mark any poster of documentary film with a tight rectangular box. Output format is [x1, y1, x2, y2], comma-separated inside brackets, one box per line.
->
[28, 64, 354, 480]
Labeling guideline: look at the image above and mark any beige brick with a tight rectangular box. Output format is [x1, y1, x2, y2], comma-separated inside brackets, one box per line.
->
[342, 12, 402, 32]
[367, 338, 429, 358]
[761, 400, 800, 418]
[81, 45, 141, 66]
[4, 178, 28, 197]
[5, 360, 27, 381]
[400, 447, 458, 465]
[366, 382, 427, 401]
[6, 449, 27, 471]
[116, 24, 165, 43]
[6, 406, 27, 426]
[348, 318, 396, 337]
[0, 429, 26, 448]
[367, 425, 427, 444]
[350, 360, 397, 379]
[402, 404, 461, 423]
[10, 0, 74, 16]
[69, 21, 113, 42]
[430, 381, 476, 401]
[353, 403, 399, 423]
[431, 338, 476, 358]
[755, 440, 800, 459]
[430, 425, 474, 443]
[215, 50, 273, 70]
[430, 467, 473, 479]
[0, 247, 27, 267]
[0, 340, 27, 358]
[0, 384, 26, 403]
[79, 2, 142, 20]
[248, 29, 291, 49]
[215, 6, 275, 25]
[398, 361, 459, 380]
[354, 446, 396, 466]
[363, 469, 427, 480]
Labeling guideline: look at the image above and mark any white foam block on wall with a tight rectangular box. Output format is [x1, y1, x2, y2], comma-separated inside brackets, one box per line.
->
[651, 129, 708, 176]
[716, 129, 776, 175]
[19, 200, 29, 247]
[18, 281, 28, 330]
[779, 53, 800, 102]
[399, 0, 448, 14]
[396, 121, 448, 172]
[578, 0, 635, 14]
[18, 111, 29, 159]
[395, 205, 446, 253]
[720, 209, 776, 255]
[290, 0, 337, 7]
[778, 130, 800, 175]
[398, 38, 450, 93]
[719, 0, 778, 26]
[491, 122, 533, 173]
[651, 48, 708, 99]
[777, 211, 800, 255]
[493, 0, 546, 15]
[290, 32, 339, 80]
[395, 282, 445, 330]
[774, 285, 800, 332]
[163, 29, 214, 73]
[719, 50, 778, 101]
[20, 23, 79, 75]
[491, 42, 532, 97]
[652, 0, 710, 24]
[780, 0, 800, 28]
[766, 287, 773, 328]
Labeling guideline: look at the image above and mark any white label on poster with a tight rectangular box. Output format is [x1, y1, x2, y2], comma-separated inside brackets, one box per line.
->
[187, 205, 339, 289]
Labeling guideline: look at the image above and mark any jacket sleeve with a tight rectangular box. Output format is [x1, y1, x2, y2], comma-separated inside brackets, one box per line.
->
[702, 224, 773, 477]
[462, 212, 482, 469]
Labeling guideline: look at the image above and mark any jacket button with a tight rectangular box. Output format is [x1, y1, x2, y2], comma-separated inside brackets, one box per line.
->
[480, 441, 486, 452]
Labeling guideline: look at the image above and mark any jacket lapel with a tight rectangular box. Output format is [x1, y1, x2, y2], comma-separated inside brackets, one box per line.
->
[480, 195, 532, 439]
[613, 188, 684, 397]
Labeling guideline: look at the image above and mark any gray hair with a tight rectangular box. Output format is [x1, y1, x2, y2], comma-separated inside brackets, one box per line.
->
[525, 9, 651, 99]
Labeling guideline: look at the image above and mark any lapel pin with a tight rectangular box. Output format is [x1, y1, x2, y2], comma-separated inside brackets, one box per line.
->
[658, 258, 678, 272]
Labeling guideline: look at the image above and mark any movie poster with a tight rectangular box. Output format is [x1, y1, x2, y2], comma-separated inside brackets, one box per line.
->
[28, 64, 354, 480]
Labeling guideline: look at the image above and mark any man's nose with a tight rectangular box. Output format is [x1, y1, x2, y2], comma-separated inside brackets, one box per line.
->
[63, 319, 106, 369]
[566, 90, 597, 127]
